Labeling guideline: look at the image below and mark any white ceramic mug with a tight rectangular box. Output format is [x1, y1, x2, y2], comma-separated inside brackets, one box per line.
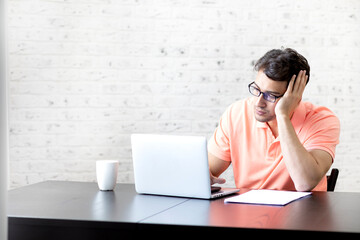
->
[96, 160, 119, 191]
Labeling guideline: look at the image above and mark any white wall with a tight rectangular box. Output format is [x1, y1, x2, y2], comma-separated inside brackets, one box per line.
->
[7, 0, 360, 191]
[1, 0, 8, 238]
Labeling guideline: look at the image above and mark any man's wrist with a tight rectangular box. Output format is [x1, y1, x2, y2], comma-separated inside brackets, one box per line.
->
[276, 112, 291, 121]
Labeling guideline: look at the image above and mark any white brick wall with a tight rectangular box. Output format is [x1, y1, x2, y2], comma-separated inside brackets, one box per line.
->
[7, 0, 360, 191]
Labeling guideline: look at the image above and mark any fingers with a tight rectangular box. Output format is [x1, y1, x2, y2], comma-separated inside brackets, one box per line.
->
[292, 70, 307, 93]
[301, 74, 308, 95]
[296, 70, 307, 95]
[212, 177, 226, 185]
[288, 74, 296, 92]
[210, 172, 226, 185]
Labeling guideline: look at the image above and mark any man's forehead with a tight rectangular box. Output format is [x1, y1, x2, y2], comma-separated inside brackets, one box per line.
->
[255, 71, 287, 93]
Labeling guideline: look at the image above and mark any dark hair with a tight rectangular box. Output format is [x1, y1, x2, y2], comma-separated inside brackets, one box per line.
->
[254, 48, 310, 84]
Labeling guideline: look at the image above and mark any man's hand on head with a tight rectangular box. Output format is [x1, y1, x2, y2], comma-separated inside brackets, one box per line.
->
[275, 70, 308, 119]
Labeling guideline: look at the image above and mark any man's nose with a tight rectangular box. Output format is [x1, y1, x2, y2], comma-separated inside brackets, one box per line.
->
[255, 94, 267, 108]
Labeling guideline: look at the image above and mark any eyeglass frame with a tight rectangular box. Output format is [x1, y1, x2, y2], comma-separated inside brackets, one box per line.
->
[248, 81, 284, 103]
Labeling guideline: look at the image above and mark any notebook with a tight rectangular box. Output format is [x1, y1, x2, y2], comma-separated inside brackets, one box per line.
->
[225, 189, 312, 206]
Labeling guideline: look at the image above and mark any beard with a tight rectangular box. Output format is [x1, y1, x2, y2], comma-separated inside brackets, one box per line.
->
[254, 107, 276, 123]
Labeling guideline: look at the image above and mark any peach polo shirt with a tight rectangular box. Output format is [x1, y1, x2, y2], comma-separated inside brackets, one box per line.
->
[208, 97, 340, 191]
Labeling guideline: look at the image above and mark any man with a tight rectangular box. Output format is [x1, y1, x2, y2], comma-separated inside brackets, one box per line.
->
[208, 48, 340, 191]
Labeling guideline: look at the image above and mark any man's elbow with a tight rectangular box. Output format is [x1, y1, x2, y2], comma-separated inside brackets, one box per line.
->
[294, 184, 314, 192]
[294, 179, 319, 192]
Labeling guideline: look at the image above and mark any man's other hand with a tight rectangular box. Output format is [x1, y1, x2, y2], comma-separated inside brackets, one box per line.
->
[210, 171, 226, 185]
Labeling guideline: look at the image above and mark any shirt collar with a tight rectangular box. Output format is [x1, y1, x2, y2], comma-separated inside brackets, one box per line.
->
[256, 121, 268, 128]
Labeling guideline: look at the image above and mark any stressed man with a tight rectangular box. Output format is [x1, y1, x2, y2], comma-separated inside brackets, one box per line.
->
[208, 48, 340, 191]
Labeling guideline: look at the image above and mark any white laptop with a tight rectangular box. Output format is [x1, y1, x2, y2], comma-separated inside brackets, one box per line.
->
[131, 134, 239, 199]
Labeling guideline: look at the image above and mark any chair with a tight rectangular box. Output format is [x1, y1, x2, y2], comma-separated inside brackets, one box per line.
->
[327, 168, 339, 192]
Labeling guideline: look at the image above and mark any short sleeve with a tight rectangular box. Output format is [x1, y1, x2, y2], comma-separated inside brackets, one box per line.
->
[302, 108, 340, 160]
[208, 105, 233, 162]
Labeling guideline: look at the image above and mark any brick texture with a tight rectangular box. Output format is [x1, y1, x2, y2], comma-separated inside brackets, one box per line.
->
[7, 0, 360, 191]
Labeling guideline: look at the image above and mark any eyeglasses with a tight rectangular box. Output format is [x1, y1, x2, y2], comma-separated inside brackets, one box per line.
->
[248, 82, 284, 103]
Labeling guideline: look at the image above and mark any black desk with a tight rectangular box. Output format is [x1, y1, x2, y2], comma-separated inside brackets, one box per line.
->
[8, 181, 187, 239]
[8, 181, 360, 239]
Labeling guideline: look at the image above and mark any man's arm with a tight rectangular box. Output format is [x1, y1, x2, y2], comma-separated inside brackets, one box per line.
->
[208, 152, 230, 185]
[275, 70, 332, 191]
[277, 115, 332, 191]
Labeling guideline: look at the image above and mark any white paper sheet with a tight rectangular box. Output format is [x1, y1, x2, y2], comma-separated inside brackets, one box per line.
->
[224, 189, 312, 206]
